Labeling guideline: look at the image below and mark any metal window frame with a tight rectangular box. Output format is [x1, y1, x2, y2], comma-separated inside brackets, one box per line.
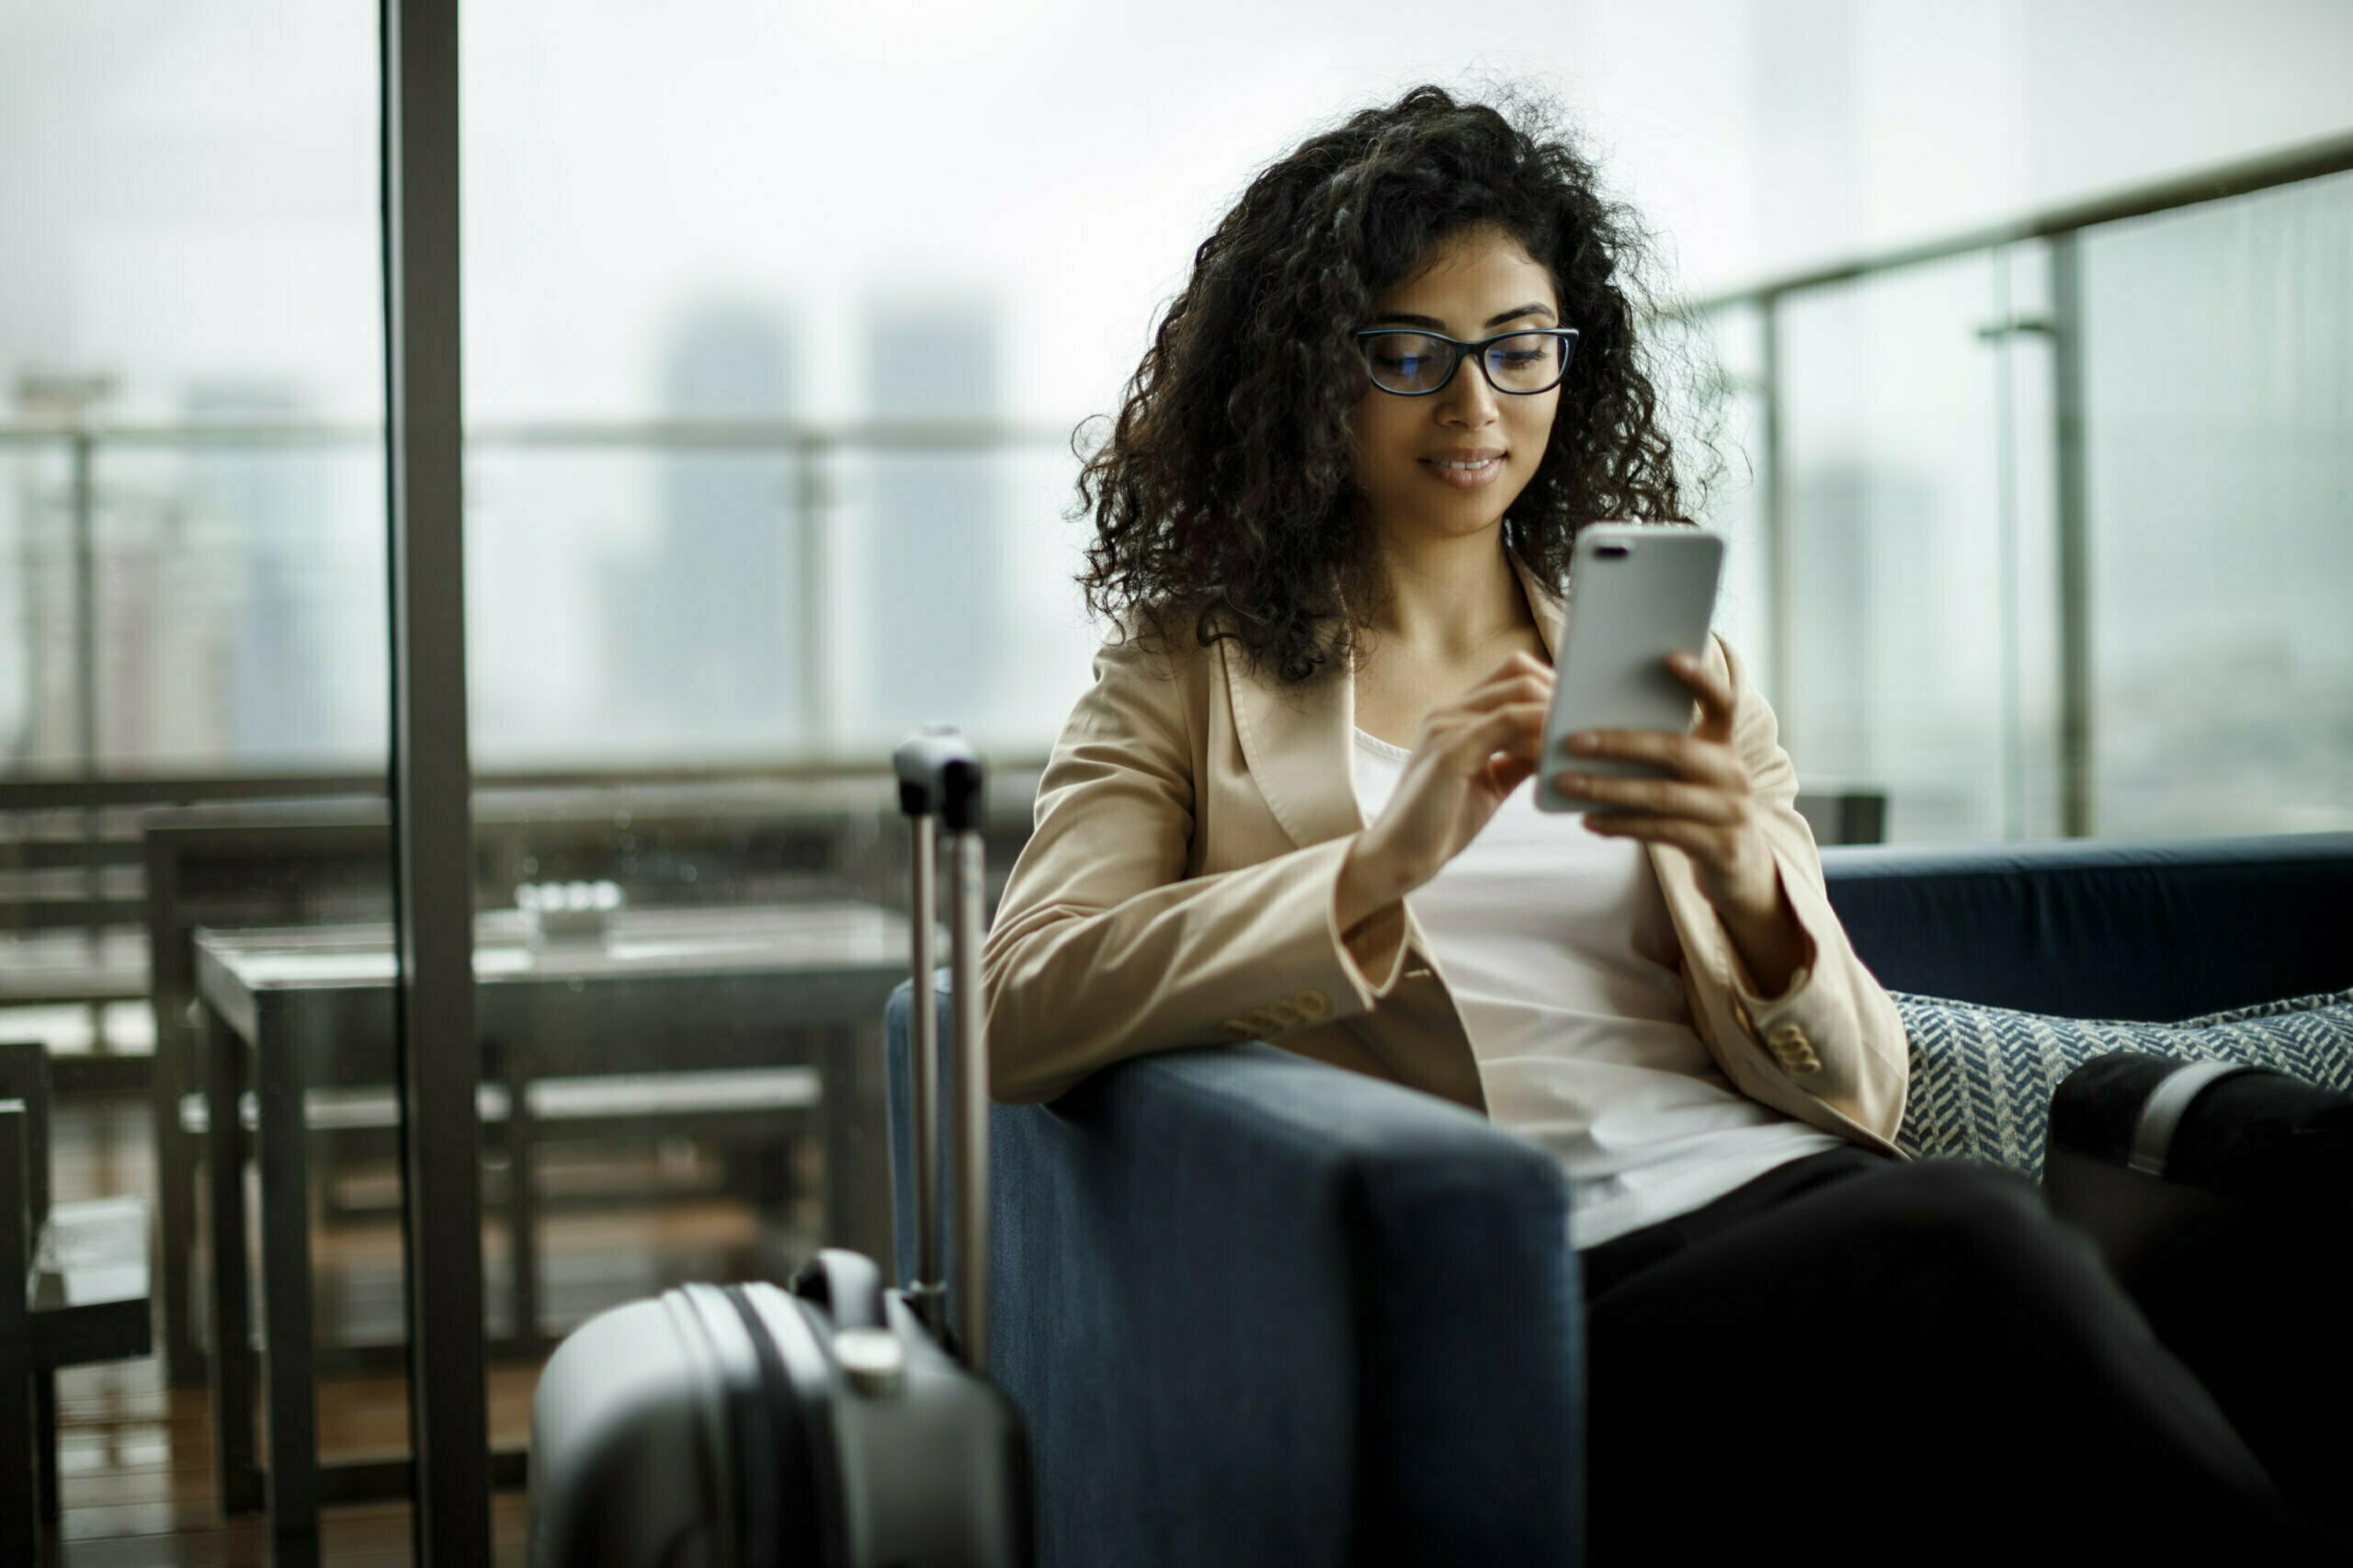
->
[383, 0, 492, 1559]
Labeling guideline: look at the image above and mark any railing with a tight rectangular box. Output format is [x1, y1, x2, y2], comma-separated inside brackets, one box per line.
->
[6, 129, 2353, 843]
[0, 418, 1076, 1044]
[1667, 128, 2353, 840]
[0, 415, 1077, 787]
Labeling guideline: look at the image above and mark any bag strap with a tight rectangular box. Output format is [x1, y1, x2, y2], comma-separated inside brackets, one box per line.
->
[2129, 1060, 2261, 1177]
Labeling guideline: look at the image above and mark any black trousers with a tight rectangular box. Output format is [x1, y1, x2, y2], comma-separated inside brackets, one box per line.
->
[1577, 1146, 2350, 1565]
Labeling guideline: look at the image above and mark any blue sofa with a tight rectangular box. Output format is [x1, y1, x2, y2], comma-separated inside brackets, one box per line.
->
[885, 832, 2353, 1568]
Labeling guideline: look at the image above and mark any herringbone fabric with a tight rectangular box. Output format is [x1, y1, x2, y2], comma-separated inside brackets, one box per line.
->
[1892, 987, 2353, 1176]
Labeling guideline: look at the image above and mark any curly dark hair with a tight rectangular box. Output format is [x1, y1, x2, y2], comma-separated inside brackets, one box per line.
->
[1072, 81, 1732, 685]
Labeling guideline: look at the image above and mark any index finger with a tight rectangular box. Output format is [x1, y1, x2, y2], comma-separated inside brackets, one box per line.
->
[1490, 647, 1553, 681]
[1461, 648, 1554, 701]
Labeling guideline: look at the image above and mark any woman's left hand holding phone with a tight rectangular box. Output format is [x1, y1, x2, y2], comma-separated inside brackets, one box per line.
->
[1554, 651, 1779, 926]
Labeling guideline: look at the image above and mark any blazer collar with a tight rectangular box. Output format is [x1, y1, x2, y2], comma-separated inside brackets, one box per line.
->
[1223, 547, 1568, 852]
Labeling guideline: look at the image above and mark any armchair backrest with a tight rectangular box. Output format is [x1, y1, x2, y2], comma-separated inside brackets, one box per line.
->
[1822, 831, 2352, 1021]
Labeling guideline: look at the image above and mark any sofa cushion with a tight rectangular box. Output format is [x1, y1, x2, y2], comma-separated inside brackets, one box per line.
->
[1823, 834, 2353, 1021]
[1893, 987, 2353, 1176]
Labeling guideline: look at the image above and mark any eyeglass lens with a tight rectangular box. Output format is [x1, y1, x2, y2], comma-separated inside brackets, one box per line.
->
[1361, 332, 1566, 395]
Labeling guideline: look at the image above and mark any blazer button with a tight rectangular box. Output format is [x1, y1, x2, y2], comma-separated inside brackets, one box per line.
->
[1295, 989, 1332, 1018]
[1220, 1018, 1253, 1040]
[1245, 1009, 1282, 1036]
[1791, 1051, 1824, 1076]
[1266, 1000, 1302, 1028]
[1767, 1023, 1806, 1050]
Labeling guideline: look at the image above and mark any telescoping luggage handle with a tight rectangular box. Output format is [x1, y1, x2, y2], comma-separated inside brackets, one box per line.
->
[892, 727, 990, 1376]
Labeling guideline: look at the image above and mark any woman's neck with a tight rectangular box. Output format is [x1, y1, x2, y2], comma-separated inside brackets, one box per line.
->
[1364, 526, 1532, 665]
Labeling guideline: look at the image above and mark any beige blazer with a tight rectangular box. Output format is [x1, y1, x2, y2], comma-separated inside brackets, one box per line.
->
[980, 549, 1910, 1160]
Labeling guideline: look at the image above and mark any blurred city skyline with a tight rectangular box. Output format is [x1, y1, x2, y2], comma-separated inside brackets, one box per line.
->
[5, 0, 2353, 428]
[0, 0, 2347, 841]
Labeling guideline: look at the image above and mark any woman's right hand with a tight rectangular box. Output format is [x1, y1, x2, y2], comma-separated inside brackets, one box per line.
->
[1336, 650, 1553, 930]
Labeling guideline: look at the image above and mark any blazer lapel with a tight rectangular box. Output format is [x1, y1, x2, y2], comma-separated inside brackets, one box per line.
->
[1508, 547, 1567, 661]
[1222, 631, 1365, 851]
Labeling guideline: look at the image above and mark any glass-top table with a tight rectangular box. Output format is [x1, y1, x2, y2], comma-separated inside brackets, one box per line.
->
[191, 899, 918, 1543]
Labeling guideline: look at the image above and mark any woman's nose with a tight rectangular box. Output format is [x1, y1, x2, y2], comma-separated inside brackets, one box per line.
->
[1437, 361, 1500, 426]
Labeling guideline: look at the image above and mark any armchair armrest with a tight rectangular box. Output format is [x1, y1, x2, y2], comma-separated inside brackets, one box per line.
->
[887, 980, 1584, 1568]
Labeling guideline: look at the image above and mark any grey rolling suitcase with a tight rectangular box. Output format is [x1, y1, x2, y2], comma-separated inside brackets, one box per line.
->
[528, 732, 1032, 1566]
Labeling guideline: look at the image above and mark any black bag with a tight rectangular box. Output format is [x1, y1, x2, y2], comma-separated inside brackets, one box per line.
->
[528, 732, 1032, 1566]
[2046, 1052, 2353, 1520]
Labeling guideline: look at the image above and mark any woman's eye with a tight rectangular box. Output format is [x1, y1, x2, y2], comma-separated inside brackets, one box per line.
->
[1497, 350, 1544, 366]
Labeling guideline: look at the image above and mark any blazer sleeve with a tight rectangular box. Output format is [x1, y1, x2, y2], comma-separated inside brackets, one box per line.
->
[1701, 631, 1909, 1142]
[980, 634, 1408, 1105]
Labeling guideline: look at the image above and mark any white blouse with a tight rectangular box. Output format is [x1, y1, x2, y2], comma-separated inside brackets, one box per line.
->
[1349, 727, 1846, 1251]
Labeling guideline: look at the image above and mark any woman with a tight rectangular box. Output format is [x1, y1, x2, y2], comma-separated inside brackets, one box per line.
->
[980, 85, 2343, 1562]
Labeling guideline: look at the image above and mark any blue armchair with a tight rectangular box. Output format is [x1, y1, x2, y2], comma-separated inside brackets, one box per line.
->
[885, 832, 2353, 1568]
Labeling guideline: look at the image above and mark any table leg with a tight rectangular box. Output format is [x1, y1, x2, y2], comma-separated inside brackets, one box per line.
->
[34, 1370, 56, 1520]
[158, 1055, 204, 1387]
[204, 1002, 263, 1515]
[256, 1028, 319, 1566]
[502, 1039, 542, 1351]
[151, 851, 209, 1390]
[2, 1107, 40, 1566]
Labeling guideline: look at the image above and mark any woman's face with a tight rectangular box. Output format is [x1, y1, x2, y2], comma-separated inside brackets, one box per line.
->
[1347, 224, 1563, 547]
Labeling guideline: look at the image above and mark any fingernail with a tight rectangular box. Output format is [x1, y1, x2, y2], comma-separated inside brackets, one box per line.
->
[1557, 772, 1586, 790]
[1668, 652, 1695, 671]
[1568, 733, 1597, 753]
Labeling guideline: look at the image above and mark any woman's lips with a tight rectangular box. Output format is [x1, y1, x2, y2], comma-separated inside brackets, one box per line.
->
[1420, 454, 1503, 490]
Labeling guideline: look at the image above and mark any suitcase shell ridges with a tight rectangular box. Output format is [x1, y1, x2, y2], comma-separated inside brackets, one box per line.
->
[530, 1284, 1030, 1567]
[529, 1292, 733, 1568]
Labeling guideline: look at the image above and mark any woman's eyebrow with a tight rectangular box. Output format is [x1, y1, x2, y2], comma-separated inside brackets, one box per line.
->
[1366, 301, 1559, 330]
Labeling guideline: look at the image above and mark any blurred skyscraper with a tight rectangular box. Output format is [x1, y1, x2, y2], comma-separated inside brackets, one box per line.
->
[189, 379, 332, 767]
[858, 298, 1005, 737]
[2, 373, 115, 767]
[608, 301, 803, 750]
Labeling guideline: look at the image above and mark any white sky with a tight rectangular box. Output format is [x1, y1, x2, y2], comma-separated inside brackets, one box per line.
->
[3, 0, 2348, 426]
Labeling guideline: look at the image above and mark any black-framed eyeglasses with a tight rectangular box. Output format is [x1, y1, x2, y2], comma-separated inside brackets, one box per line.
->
[1352, 327, 1580, 396]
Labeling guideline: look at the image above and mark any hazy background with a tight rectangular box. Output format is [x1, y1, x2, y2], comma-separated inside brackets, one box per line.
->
[8, 0, 2350, 418]
[3, 0, 2348, 836]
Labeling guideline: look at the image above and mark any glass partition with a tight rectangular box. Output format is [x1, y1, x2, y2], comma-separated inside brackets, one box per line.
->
[2076, 170, 2353, 836]
[1773, 251, 2039, 842]
[0, 2, 415, 1555]
[1692, 301, 1776, 708]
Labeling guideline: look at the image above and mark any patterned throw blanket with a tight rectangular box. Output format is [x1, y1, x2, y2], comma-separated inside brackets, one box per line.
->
[1891, 987, 2353, 1179]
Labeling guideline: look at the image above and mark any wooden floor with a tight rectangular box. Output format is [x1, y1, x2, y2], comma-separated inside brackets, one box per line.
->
[51, 1360, 532, 1565]
[40, 1093, 822, 1565]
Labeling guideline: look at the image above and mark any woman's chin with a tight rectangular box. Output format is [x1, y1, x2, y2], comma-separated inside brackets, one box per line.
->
[1376, 510, 1512, 546]
[1393, 489, 1520, 537]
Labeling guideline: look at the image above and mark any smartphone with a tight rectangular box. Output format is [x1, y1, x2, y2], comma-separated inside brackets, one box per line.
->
[1534, 523, 1726, 815]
